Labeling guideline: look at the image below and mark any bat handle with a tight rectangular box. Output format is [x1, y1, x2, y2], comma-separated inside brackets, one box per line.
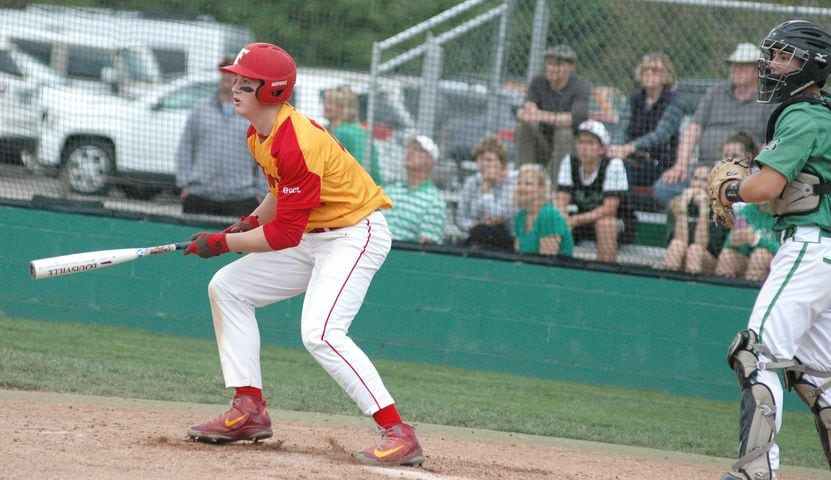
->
[174, 241, 191, 250]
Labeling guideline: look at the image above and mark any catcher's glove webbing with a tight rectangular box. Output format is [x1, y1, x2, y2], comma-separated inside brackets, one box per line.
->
[707, 157, 752, 227]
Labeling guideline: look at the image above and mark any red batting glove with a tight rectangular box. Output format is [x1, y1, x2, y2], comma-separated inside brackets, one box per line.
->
[184, 232, 230, 258]
[223, 215, 260, 233]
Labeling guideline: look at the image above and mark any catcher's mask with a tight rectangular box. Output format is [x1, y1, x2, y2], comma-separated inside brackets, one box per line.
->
[758, 20, 831, 103]
[221, 43, 296, 105]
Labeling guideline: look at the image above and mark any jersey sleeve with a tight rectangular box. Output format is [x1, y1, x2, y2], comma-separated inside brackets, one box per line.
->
[754, 107, 818, 181]
[270, 119, 322, 211]
[602, 158, 629, 193]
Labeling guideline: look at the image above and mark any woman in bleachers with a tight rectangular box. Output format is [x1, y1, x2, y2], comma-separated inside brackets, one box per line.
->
[514, 164, 573, 256]
[607, 53, 684, 207]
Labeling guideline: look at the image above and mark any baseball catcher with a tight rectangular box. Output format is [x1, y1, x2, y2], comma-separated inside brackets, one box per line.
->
[717, 20, 831, 480]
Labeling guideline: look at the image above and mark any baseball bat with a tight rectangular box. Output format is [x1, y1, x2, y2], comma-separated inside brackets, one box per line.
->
[29, 242, 191, 280]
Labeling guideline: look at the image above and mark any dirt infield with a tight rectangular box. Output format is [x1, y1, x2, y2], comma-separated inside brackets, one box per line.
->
[2, 389, 826, 480]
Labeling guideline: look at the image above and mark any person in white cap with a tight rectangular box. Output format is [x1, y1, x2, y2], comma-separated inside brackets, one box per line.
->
[554, 120, 636, 263]
[384, 135, 448, 244]
[652, 42, 775, 209]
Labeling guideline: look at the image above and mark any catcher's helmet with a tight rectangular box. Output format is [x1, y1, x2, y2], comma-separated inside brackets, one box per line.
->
[758, 20, 831, 103]
[221, 43, 296, 104]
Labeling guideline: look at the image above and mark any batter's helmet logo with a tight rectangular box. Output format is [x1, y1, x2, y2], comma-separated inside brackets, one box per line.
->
[234, 48, 250, 65]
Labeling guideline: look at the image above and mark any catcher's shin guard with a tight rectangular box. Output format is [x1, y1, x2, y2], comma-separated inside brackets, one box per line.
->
[785, 363, 831, 468]
[727, 330, 776, 479]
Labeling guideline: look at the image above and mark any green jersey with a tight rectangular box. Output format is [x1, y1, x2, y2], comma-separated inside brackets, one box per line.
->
[755, 95, 831, 230]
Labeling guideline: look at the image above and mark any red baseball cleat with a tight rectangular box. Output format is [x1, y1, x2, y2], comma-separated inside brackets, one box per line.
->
[187, 395, 272, 443]
[355, 423, 426, 466]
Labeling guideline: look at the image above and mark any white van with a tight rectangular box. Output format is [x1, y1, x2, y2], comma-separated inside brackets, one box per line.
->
[0, 37, 65, 163]
[19, 5, 254, 79]
[4, 26, 163, 97]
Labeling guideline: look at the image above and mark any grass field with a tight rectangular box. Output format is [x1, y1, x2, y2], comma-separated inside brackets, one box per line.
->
[0, 316, 826, 470]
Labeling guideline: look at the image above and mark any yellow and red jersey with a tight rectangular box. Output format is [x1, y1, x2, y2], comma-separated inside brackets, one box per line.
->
[247, 103, 391, 232]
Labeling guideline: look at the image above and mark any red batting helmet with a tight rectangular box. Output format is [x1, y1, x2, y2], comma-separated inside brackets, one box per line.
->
[221, 43, 296, 104]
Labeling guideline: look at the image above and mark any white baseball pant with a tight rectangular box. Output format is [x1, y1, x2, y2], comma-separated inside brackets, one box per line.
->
[749, 226, 831, 471]
[207, 210, 395, 415]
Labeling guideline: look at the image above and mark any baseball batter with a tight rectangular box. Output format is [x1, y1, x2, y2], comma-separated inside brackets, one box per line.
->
[709, 21, 831, 480]
[182, 43, 425, 467]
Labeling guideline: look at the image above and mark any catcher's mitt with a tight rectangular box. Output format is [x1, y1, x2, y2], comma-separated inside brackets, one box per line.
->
[706, 157, 752, 227]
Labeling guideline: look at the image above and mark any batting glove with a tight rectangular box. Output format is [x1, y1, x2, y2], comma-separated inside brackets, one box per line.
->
[223, 215, 260, 233]
[184, 232, 230, 258]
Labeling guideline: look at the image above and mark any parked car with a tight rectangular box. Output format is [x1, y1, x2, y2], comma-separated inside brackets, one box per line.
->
[0, 39, 66, 164]
[37, 72, 218, 198]
[401, 77, 522, 189]
[35, 67, 416, 198]
[20, 4, 254, 79]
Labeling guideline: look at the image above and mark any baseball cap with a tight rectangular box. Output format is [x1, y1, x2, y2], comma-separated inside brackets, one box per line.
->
[726, 42, 761, 63]
[544, 44, 577, 62]
[408, 135, 439, 160]
[577, 119, 610, 146]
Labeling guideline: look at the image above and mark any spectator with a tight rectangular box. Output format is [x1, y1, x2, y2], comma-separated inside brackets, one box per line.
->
[514, 164, 573, 256]
[384, 135, 448, 244]
[457, 134, 516, 251]
[715, 203, 778, 282]
[176, 56, 266, 216]
[555, 120, 635, 263]
[661, 163, 729, 273]
[607, 53, 684, 193]
[323, 86, 383, 184]
[715, 131, 777, 282]
[514, 44, 591, 180]
[652, 42, 775, 208]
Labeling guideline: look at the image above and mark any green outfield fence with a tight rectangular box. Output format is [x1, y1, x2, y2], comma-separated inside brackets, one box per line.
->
[4, 204, 809, 411]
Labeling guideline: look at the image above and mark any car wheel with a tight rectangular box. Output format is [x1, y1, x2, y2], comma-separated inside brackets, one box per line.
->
[60, 139, 114, 195]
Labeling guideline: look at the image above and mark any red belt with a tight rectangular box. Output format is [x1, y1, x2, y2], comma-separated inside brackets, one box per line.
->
[309, 226, 343, 233]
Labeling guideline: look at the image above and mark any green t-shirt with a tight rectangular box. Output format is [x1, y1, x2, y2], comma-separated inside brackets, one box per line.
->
[724, 203, 779, 256]
[514, 202, 574, 256]
[754, 96, 831, 231]
[332, 122, 383, 185]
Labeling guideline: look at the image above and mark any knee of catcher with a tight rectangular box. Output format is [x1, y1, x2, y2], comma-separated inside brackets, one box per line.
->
[727, 329, 762, 386]
[783, 359, 820, 409]
[787, 365, 831, 465]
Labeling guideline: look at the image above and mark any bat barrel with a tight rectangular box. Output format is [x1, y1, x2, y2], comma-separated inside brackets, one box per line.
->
[29, 242, 187, 280]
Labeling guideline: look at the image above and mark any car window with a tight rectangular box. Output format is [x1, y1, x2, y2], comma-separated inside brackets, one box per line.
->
[0, 50, 23, 78]
[156, 81, 216, 110]
[151, 48, 187, 78]
[66, 45, 112, 80]
[12, 51, 65, 85]
[9, 38, 52, 66]
[121, 48, 159, 83]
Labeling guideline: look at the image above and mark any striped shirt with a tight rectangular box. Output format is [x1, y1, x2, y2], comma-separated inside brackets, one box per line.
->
[384, 180, 447, 243]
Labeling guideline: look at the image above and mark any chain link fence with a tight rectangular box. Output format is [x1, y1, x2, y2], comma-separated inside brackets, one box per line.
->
[2, 1, 830, 278]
